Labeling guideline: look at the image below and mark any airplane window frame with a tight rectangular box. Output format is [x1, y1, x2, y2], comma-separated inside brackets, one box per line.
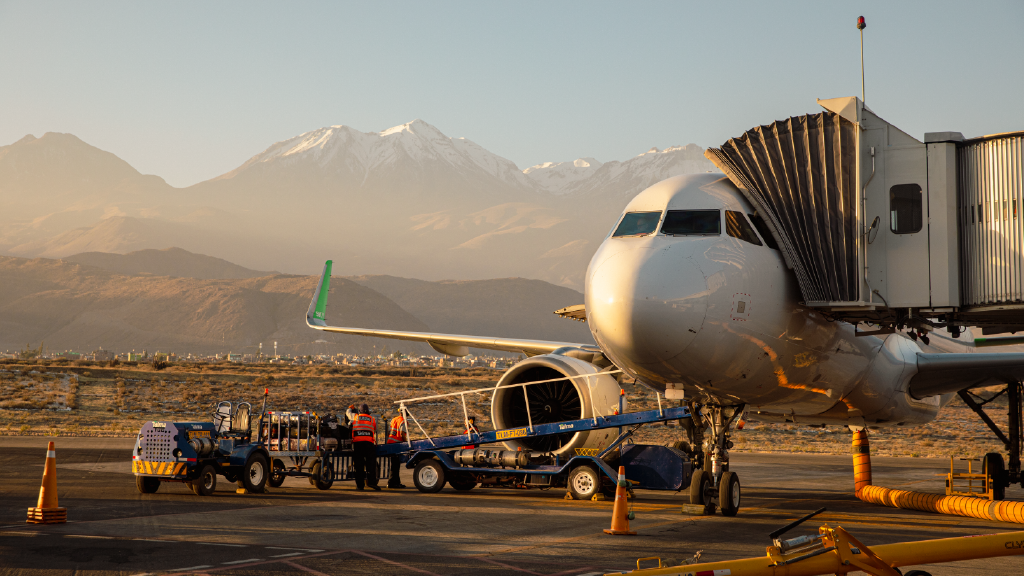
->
[659, 209, 721, 236]
[611, 211, 663, 238]
[725, 210, 763, 246]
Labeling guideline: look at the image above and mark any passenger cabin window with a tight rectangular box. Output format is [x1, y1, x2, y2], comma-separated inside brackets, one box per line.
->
[612, 211, 661, 237]
[660, 210, 720, 236]
[747, 212, 779, 250]
[725, 211, 762, 246]
[890, 184, 923, 234]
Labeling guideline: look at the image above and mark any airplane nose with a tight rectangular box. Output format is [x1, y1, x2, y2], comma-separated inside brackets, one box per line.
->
[586, 245, 708, 367]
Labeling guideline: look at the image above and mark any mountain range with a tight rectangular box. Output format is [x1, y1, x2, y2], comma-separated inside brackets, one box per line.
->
[0, 248, 591, 356]
[0, 121, 717, 288]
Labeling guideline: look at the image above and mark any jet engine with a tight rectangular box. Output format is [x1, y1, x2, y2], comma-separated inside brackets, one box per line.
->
[490, 352, 625, 457]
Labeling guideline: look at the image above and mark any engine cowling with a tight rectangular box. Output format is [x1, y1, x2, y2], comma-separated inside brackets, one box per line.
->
[490, 353, 625, 457]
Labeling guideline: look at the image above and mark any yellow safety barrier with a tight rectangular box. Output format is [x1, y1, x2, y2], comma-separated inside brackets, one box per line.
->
[852, 429, 1024, 523]
[132, 460, 187, 476]
[612, 526, 1024, 575]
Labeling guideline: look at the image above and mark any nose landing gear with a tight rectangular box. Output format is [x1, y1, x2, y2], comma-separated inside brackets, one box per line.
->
[683, 400, 745, 516]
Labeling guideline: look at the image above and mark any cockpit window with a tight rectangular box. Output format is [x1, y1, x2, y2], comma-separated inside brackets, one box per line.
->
[660, 210, 720, 236]
[612, 211, 662, 237]
[747, 212, 779, 250]
[726, 211, 763, 246]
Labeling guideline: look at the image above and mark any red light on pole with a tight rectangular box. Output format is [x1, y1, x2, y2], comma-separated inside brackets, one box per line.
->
[857, 15, 866, 30]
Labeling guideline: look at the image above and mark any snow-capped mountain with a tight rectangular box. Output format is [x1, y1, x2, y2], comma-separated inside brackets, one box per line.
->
[216, 119, 535, 195]
[524, 158, 604, 194]
[1, 121, 720, 289]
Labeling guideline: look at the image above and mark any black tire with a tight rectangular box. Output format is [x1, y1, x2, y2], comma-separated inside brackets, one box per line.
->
[240, 453, 268, 493]
[268, 459, 285, 488]
[413, 459, 446, 493]
[190, 465, 217, 496]
[669, 440, 692, 454]
[567, 465, 601, 500]
[984, 452, 1006, 500]
[449, 473, 477, 491]
[719, 471, 740, 516]
[312, 460, 334, 490]
[689, 470, 712, 507]
[903, 571, 932, 576]
[136, 475, 161, 494]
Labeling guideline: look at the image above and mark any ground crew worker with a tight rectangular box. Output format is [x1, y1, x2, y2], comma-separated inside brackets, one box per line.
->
[385, 412, 408, 489]
[351, 403, 380, 491]
[463, 416, 480, 449]
[345, 405, 358, 426]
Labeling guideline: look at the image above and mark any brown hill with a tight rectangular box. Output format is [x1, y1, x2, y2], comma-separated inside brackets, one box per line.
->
[65, 247, 272, 279]
[0, 256, 429, 357]
[346, 275, 592, 344]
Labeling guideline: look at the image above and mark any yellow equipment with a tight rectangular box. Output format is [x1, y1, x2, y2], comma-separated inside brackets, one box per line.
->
[852, 429, 1024, 523]
[611, 508, 1024, 576]
[946, 457, 994, 500]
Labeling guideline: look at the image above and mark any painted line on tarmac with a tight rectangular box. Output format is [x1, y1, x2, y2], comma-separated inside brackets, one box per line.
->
[167, 566, 213, 572]
[269, 552, 304, 558]
[282, 560, 332, 576]
[350, 550, 443, 576]
[1, 530, 43, 536]
[267, 546, 325, 551]
[221, 558, 262, 565]
[476, 556, 545, 575]
[195, 542, 247, 547]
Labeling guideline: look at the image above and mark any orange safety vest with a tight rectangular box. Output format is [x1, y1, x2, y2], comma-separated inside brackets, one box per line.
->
[386, 416, 406, 444]
[463, 424, 479, 449]
[351, 414, 377, 443]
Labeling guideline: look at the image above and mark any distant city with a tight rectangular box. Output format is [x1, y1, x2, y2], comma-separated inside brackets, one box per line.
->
[0, 346, 517, 370]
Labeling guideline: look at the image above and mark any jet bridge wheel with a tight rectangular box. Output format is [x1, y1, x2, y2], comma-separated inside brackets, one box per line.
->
[414, 459, 447, 493]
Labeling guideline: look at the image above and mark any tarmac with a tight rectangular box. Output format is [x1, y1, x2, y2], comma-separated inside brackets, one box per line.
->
[1, 436, 1023, 575]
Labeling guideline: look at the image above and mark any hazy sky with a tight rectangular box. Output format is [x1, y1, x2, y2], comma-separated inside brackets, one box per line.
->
[2, 1, 1021, 187]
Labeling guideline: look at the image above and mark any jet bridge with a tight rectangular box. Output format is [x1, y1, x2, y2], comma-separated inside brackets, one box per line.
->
[706, 96, 1024, 333]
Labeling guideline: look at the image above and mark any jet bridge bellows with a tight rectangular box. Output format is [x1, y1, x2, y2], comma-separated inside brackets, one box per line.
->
[705, 112, 858, 304]
[706, 97, 1024, 332]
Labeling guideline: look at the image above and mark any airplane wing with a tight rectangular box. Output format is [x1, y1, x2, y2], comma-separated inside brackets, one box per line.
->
[305, 260, 598, 357]
[908, 353, 1024, 398]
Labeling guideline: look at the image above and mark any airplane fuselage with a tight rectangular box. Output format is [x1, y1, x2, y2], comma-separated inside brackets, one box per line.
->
[585, 174, 961, 427]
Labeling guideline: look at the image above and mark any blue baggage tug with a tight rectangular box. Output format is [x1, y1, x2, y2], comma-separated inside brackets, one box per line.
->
[133, 394, 698, 505]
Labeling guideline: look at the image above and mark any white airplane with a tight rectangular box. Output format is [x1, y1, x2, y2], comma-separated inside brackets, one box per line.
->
[306, 108, 1024, 512]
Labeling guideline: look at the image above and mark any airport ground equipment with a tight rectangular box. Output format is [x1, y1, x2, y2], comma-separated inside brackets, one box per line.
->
[852, 428, 1024, 523]
[610, 507, 1024, 575]
[132, 391, 393, 495]
[27, 441, 66, 524]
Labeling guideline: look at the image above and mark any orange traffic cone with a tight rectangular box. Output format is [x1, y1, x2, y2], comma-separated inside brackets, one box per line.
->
[27, 441, 66, 524]
[603, 466, 636, 535]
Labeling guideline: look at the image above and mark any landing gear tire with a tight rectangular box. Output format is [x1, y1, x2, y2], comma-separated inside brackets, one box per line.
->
[449, 473, 477, 491]
[268, 459, 286, 488]
[718, 471, 740, 516]
[136, 475, 161, 494]
[689, 470, 712, 509]
[567, 465, 601, 500]
[413, 459, 446, 493]
[190, 465, 217, 496]
[903, 571, 933, 576]
[239, 453, 268, 493]
[984, 452, 1006, 500]
[311, 460, 334, 490]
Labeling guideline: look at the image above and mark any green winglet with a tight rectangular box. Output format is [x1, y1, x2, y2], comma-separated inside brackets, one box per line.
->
[307, 260, 332, 326]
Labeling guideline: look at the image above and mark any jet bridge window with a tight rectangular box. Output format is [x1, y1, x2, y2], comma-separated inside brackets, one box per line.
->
[890, 184, 923, 234]
[612, 211, 662, 237]
[725, 211, 762, 246]
[660, 210, 720, 236]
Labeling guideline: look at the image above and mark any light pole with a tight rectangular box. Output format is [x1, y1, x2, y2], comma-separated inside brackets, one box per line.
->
[857, 15, 866, 102]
